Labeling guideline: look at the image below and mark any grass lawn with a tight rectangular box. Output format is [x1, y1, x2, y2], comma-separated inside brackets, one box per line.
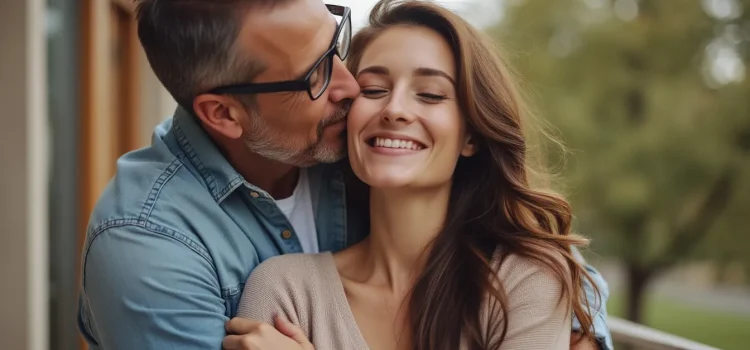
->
[607, 293, 750, 350]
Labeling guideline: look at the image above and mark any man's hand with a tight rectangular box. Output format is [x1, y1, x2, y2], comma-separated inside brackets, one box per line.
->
[222, 315, 314, 350]
[570, 331, 600, 350]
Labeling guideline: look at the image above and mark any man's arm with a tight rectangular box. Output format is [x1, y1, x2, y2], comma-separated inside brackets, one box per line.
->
[571, 247, 614, 350]
[80, 225, 229, 349]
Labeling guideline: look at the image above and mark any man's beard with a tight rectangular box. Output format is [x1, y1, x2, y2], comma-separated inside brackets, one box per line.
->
[243, 101, 351, 167]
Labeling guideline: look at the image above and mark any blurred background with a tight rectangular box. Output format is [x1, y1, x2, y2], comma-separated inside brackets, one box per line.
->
[0, 0, 747, 349]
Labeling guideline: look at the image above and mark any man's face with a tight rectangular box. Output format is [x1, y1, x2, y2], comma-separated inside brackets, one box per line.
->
[236, 0, 360, 167]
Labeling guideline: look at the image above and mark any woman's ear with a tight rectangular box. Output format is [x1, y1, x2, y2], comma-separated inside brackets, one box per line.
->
[460, 132, 478, 157]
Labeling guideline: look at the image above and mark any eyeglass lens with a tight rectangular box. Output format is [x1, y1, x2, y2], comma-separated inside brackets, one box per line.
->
[310, 13, 351, 98]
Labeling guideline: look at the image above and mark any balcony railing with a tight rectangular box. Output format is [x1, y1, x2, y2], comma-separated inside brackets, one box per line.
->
[608, 316, 721, 350]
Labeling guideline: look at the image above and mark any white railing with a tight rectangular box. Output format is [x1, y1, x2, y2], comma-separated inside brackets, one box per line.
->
[607, 317, 721, 350]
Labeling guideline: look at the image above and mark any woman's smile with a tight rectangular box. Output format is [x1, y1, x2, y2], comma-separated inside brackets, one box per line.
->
[365, 133, 427, 156]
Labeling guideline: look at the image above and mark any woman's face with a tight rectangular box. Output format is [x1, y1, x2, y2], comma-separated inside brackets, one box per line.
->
[347, 25, 475, 190]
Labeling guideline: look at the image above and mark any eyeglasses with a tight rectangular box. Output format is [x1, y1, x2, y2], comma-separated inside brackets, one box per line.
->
[208, 4, 351, 100]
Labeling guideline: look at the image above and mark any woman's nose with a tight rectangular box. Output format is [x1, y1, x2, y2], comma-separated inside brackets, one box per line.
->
[381, 94, 415, 125]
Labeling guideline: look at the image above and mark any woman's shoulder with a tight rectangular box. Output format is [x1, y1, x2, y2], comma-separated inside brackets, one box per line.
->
[490, 247, 571, 293]
[255, 252, 332, 270]
[237, 252, 338, 322]
[480, 248, 573, 348]
[249, 252, 336, 286]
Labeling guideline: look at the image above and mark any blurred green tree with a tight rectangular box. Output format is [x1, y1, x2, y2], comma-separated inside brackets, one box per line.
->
[490, 0, 750, 323]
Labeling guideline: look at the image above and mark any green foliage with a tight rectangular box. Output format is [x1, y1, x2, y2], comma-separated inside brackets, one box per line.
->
[608, 292, 750, 350]
[491, 0, 750, 273]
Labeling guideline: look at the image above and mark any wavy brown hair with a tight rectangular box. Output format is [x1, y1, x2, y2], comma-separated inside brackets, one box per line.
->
[344, 0, 600, 349]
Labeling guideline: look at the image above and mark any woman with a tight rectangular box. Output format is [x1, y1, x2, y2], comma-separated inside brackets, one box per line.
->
[236, 0, 598, 349]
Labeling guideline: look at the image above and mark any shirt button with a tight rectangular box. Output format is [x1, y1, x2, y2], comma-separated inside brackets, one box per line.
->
[250, 191, 260, 198]
[281, 230, 293, 239]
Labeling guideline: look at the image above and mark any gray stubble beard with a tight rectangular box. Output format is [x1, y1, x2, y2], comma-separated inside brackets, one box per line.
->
[242, 101, 350, 167]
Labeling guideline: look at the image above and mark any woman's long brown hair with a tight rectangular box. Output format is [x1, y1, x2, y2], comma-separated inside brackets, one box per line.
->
[344, 0, 600, 349]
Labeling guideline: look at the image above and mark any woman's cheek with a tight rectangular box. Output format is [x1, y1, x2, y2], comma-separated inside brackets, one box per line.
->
[348, 99, 380, 130]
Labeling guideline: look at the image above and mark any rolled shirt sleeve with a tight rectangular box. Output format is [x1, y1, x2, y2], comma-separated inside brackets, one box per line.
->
[79, 225, 228, 350]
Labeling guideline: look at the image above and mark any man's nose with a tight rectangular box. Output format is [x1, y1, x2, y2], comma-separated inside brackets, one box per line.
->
[326, 57, 360, 103]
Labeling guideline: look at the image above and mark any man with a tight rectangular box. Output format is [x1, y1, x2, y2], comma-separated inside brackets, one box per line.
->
[77, 0, 613, 349]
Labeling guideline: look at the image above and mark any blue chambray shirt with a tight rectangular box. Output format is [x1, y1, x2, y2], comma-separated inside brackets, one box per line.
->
[77, 106, 613, 350]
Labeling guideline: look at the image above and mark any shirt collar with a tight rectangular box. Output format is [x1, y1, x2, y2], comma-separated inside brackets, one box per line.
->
[171, 106, 245, 203]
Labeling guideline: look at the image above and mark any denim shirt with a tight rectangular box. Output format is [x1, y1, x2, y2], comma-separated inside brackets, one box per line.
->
[77, 107, 613, 350]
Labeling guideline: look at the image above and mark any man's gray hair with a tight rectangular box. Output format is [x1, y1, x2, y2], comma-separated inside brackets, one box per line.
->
[135, 0, 289, 109]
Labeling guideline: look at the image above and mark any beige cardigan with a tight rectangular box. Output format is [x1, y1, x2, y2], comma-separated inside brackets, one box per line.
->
[236, 251, 571, 349]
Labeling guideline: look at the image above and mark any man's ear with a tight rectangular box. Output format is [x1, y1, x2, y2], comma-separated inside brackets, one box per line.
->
[460, 132, 478, 157]
[192, 94, 246, 140]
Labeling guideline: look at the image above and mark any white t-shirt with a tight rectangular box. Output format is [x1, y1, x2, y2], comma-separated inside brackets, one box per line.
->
[275, 168, 319, 254]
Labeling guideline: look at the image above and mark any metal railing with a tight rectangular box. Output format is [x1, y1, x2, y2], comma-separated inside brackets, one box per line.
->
[607, 317, 721, 350]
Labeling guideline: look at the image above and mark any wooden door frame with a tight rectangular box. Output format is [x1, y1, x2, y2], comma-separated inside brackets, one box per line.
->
[78, 0, 140, 348]
[111, 3, 141, 159]
[79, 0, 140, 236]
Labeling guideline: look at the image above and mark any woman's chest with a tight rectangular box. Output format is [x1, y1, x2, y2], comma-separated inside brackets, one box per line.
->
[345, 285, 412, 350]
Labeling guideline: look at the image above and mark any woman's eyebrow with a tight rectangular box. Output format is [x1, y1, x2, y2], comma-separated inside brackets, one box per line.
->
[357, 65, 455, 86]
[413, 67, 455, 85]
[357, 65, 389, 78]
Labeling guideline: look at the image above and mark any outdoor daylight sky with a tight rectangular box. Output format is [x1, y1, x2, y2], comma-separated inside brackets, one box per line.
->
[333, 0, 504, 30]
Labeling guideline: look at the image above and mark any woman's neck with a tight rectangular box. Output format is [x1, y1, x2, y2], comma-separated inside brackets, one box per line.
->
[362, 184, 452, 293]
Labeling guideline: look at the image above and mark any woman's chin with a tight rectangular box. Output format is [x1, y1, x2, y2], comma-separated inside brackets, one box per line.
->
[360, 173, 415, 190]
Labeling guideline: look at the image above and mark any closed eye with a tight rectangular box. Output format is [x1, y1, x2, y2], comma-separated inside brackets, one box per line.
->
[361, 88, 388, 98]
[418, 93, 447, 103]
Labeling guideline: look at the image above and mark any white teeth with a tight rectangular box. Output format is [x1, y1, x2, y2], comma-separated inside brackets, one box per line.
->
[372, 137, 423, 150]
